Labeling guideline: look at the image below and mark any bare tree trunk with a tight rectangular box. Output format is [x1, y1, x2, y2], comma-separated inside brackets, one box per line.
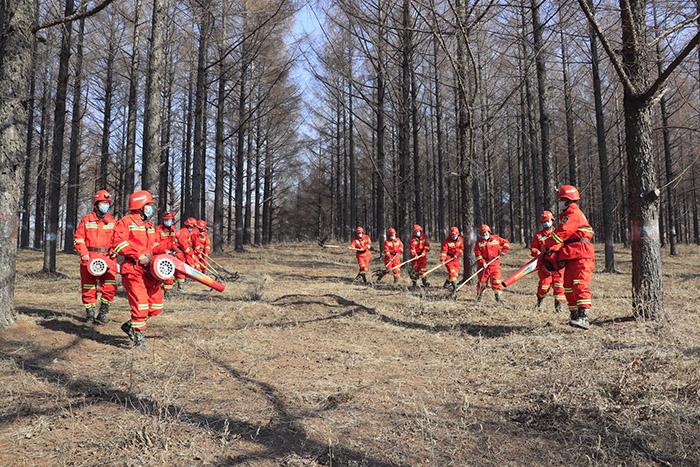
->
[34, 72, 50, 250]
[560, 27, 577, 185]
[652, 1, 677, 256]
[20, 6, 39, 250]
[191, 11, 210, 218]
[213, 58, 227, 252]
[432, 34, 445, 234]
[64, 8, 86, 253]
[123, 0, 141, 211]
[621, 0, 663, 319]
[530, 0, 554, 210]
[43, 0, 75, 273]
[0, 0, 34, 327]
[98, 31, 115, 190]
[254, 119, 262, 245]
[181, 70, 193, 217]
[588, 2, 616, 272]
[235, 41, 248, 251]
[374, 0, 386, 244]
[244, 94, 254, 245]
[348, 65, 356, 230]
[141, 0, 164, 196]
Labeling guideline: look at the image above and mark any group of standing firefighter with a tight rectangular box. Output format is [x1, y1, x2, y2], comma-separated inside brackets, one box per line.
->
[74, 189, 212, 347]
[348, 185, 595, 330]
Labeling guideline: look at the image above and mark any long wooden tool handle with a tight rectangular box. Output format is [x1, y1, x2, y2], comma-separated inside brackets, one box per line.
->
[389, 253, 425, 271]
[454, 256, 500, 293]
[422, 256, 457, 277]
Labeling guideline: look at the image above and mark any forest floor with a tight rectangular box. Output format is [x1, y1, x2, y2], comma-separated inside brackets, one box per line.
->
[1, 243, 699, 466]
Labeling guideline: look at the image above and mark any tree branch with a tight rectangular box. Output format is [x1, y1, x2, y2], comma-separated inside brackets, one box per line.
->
[576, 0, 637, 96]
[641, 30, 700, 102]
[32, 0, 116, 33]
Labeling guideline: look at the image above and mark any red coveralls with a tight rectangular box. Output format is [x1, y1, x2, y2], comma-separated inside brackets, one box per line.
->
[474, 235, 510, 292]
[112, 213, 165, 332]
[440, 236, 464, 282]
[74, 212, 117, 309]
[155, 223, 178, 292]
[193, 231, 211, 273]
[409, 235, 430, 277]
[531, 228, 565, 303]
[543, 203, 595, 314]
[176, 227, 196, 284]
[350, 236, 372, 272]
[383, 238, 404, 279]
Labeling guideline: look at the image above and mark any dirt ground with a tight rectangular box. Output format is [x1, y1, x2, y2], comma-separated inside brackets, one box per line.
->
[1, 243, 699, 466]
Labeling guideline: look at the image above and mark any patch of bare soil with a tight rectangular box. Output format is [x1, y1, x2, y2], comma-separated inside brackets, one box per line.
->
[1, 244, 699, 466]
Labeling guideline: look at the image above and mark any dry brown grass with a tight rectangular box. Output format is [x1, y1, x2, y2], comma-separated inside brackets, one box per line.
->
[1, 243, 699, 466]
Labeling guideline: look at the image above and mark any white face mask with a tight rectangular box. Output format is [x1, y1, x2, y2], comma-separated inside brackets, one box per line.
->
[481, 233, 490, 240]
[543, 220, 553, 229]
[164, 220, 173, 227]
[415, 231, 422, 238]
[357, 233, 363, 238]
[97, 203, 110, 214]
[451, 234, 458, 240]
[143, 205, 155, 219]
[389, 235, 395, 240]
[558, 200, 568, 211]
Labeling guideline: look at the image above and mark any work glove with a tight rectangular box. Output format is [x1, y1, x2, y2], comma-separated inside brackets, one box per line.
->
[80, 254, 90, 266]
[478, 260, 487, 269]
[138, 253, 152, 267]
[530, 248, 540, 257]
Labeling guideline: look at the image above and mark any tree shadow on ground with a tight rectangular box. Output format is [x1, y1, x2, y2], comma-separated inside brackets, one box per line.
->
[509, 400, 697, 465]
[270, 294, 529, 338]
[0, 341, 396, 466]
[16, 307, 129, 348]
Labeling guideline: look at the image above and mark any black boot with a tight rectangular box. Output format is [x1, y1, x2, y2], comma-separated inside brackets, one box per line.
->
[133, 331, 146, 348]
[495, 292, 505, 304]
[85, 305, 96, 324]
[393, 276, 399, 284]
[570, 308, 590, 330]
[95, 301, 110, 324]
[121, 321, 135, 342]
[421, 277, 430, 287]
[554, 301, 564, 313]
[536, 296, 545, 309]
[354, 273, 362, 283]
[442, 279, 451, 289]
[476, 289, 484, 302]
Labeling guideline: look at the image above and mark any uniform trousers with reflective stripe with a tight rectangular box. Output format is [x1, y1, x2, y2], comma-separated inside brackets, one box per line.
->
[122, 267, 164, 332]
[477, 261, 503, 291]
[79, 264, 117, 307]
[562, 257, 594, 312]
[412, 255, 428, 277]
[536, 267, 566, 302]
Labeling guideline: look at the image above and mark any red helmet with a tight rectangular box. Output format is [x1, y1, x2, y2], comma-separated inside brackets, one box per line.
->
[449, 226, 460, 236]
[184, 217, 197, 227]
[128, 190, 153, 211]
[540, 211, 554, 223]
[557, 185, 580, 201]
[355, 226, 365, 235]
[93, 189, 112, 205]
[162, 210, 175, 221]
[479, 224, 491, 234]
[197, 220, 207, 231]
[412, 224, 422, 233]
[387, 227, 397, 236]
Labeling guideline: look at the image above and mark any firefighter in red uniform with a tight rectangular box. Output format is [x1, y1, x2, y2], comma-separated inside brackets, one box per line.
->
[531, 211, 565, 312]
[542, 185, 595, 329]
[349, 226, 372, 283]
[73, 190, 118, 324]
[155, 210, 178, 294]
[112, 190, 164, 347]
[193, 220, 211, 273]
[474, 224, 510, 303]
[383, 227, 403, 283]
[175, 218, 197, 290]
[440, 226, 464, 291]
[409, 224, 430, 287]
